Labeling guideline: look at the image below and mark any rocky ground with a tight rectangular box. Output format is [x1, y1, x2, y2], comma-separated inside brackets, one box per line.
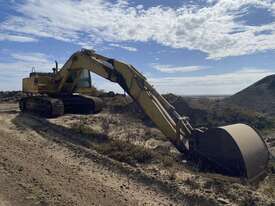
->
[0, 93, 274, 205]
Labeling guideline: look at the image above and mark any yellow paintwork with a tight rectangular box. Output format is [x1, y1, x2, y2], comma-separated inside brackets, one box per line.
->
[23, 75, 57, 94]
[22, 49, 193, 153]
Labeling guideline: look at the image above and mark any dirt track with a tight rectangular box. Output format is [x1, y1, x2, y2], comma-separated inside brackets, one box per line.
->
[0, 103, 187, 206]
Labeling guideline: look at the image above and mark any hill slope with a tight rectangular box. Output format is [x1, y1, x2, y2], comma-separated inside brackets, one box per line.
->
[226, 74, 275, 115]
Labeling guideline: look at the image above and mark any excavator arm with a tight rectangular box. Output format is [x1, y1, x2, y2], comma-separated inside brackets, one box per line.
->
[53, 49, 269, 181]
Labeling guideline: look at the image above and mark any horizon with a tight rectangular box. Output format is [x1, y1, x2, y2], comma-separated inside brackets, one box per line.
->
[1, 0, 275, 95]
[0, 90, 232, 97]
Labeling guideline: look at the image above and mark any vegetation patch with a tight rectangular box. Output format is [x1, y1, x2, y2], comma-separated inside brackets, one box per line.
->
[71, 121, 154, 165]
[95, 140, 153, 165]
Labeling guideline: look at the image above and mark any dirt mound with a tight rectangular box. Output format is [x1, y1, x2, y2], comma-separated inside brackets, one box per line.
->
[101, 93, 208, 127]
[163, 94, 208, 126]
[225, 74, 275, 115]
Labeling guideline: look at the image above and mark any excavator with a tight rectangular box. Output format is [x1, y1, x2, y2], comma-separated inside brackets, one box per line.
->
[20, 49, 269, 182]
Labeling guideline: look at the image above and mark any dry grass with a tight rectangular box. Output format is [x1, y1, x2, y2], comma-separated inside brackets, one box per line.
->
[71, 120, 155, 166]
[95, 140, 153, 165]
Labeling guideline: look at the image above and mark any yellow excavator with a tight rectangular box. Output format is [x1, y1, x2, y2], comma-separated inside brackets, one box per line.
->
[20, 49, 269, 182]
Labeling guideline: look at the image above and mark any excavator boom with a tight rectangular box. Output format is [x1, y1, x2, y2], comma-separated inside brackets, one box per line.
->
[58, 49, 193, 153]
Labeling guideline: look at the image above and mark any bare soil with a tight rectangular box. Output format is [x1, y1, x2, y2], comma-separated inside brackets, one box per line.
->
[0, 103, 182, 206]
[0, 102, 274, 206]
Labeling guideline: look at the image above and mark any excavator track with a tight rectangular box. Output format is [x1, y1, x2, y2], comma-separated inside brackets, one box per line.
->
[59, 94, 103, 114]
[20, 96, 64, 118]
[19, 95, 103, 118]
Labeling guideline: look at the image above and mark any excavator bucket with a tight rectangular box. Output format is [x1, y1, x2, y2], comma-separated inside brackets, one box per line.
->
[191, 124, 269, 181]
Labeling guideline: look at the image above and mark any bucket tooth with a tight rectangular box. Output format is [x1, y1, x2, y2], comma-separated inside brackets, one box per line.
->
[190, 124, 269, 181]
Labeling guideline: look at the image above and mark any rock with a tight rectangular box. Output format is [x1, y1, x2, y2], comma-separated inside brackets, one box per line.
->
[217, 197, 230, 205]
[145, 139, 172, 152]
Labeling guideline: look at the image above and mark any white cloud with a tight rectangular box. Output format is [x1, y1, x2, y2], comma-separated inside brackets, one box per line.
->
[109, 43, 138, 52]
[0, 33, 37, 42]
[11, 53, 50, 64]
[0, 53, 53, 72]
[1, 0, 275, 59]
[148, 68, 273, 95]
[151, 63, 206, 73]
[81, 67, 274, 95]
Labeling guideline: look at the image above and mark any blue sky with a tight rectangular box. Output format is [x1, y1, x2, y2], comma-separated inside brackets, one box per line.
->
[0, 0, 275, 95]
